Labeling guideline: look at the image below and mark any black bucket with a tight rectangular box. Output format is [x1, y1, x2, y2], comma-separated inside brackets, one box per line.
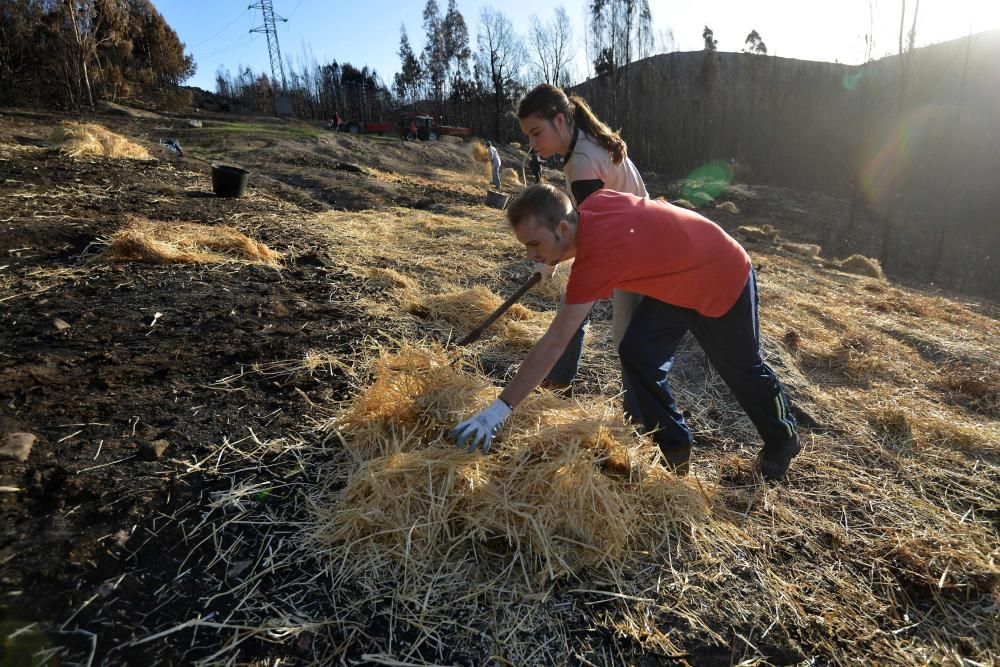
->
[485, 190, 509, 210]
[211, 164, 250, 198]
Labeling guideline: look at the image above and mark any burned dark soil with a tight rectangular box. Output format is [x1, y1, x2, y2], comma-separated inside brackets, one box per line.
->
[0, 109, 442, 664]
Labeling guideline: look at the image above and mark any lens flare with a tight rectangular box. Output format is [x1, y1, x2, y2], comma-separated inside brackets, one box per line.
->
[842, 64, 871, 91]
[861, 106, 935, 209]
[681, 160, 733, 205]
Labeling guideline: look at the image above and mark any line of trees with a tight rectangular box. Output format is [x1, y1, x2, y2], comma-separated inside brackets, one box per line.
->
[213, 60, 394, 124]
[0, 0, 195, 109]
[208, 1, 663, 142]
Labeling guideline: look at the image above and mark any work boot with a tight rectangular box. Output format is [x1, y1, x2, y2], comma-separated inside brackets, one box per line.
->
[754, 435, 801, 479]
[659, 443, 692, 476]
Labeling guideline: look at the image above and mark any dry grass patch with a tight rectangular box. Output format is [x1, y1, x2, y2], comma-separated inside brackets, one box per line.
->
[363, 266, 419, 293]
[415, 284, 549, 350]
[933, 360, 1000, 418]
[310, 343, 711, 659]
[796, 327, 927, 384]
[0, 142, 47, 158]
[100, 216, 281, 266]
[313, 206, 518, 286]
[290, 341, 1000, 664]
[879, 530, 1000, 596]
[50, 121, 152, 160]
[737, 223, 781, 242]
[782, 242, 821, 258]
[501, 166, 521, 187]
[833, 253, 885, 279]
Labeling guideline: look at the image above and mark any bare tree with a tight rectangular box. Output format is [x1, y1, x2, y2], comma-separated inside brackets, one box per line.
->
[527, 6, 574, 87]
[588, 0, 653, 78]
[880, 0, 920, 271]
[65, 0, 131, 106]
[442, 0, 472, 83]
[476, 7, 525, 139]
[655, 27, 675, 55]
[928, 27, 972, 281]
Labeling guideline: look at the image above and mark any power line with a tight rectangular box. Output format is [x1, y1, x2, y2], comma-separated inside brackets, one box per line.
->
[285, 0, 306, 21]
[190, 7, 251, 48]
[199, 32, 254, 59]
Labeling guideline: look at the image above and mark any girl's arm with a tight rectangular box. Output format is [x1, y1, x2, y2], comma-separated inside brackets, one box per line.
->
[571, 179, 604, 204]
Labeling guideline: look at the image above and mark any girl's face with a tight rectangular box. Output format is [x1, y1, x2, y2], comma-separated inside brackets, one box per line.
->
[519, 112, 571, 159]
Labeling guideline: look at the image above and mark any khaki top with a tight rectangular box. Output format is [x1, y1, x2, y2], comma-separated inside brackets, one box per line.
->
[563, 129, 648, 208]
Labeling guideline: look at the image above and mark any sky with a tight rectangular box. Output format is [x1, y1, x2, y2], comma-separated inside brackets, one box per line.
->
[151, 0, 1000, 93]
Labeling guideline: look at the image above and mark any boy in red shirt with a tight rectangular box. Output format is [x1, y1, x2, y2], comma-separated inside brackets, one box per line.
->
[452, 185, 800, 477]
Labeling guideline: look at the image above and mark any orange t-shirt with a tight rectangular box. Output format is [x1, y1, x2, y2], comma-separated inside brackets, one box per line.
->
[564, 191, 751, 317]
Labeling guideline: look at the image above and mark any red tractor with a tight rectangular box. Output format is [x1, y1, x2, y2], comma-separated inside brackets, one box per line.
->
[336, 113, 471, 141]
[340, 119, 395, 136]
[402, 113, 471, 141]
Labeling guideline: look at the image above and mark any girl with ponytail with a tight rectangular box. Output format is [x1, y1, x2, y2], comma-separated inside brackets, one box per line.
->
[516, 83, 647, 418]
[517, 83, 646, 206]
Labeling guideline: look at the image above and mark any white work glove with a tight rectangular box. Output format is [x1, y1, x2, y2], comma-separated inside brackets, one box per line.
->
[532, 261, 557, 282]
[451, 398, 512, 454]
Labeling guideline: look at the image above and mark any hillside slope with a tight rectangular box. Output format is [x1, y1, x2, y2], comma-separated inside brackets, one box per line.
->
[0, 108, 997, 665]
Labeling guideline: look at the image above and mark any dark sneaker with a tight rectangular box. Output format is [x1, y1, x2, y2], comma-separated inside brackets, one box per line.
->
[659, 443, 692, 476]
[755, 435, 801, 479]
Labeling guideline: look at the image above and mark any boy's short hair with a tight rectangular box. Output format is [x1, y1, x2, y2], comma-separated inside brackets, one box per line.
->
[506, 184, 572, 232]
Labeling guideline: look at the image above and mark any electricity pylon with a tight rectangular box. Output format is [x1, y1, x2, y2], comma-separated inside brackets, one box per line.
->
[249, 0, 287, 91]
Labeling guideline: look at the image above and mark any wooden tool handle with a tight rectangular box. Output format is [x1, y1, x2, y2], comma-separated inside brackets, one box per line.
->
[457, 272, 542, 346]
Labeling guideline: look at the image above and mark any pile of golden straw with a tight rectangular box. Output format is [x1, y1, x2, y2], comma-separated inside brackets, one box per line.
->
[309, 343, 709, 659]
[416, 284, 547, 350]
[50, 121, 153, 160]
[101, 216, 281, 265]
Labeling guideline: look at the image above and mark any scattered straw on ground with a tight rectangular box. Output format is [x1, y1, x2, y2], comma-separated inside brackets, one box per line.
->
[737, 223, 781, 242]
[782, 241, 822, 258]
[308, 342, 711, 661]
[50, 121, 152, 160]
[412, 284, 549, 350]
[151, 180, 998, 666]
[833, 253, 886, 279]
[501, 167, 521, 187]
[295, 336, 997, 664]
[100, 216, 281, 266]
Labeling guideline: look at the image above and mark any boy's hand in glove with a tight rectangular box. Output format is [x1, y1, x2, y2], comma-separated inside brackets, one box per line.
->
[532, 261, 557, 282]
[451, 399, 512, 454]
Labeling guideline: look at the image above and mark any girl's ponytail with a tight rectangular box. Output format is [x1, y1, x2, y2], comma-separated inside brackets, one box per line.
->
[518, 84, 628, 165]
[568, 95, 628, 165]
